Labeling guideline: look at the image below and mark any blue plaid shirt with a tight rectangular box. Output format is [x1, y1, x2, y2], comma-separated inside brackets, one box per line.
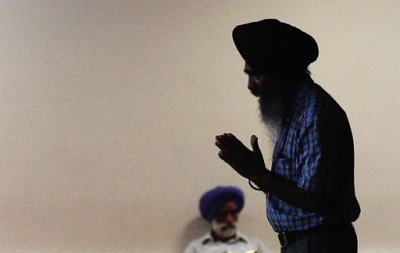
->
[267, 79, 360, 232]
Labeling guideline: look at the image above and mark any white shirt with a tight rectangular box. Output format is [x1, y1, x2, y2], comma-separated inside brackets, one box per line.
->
[183, 231, 269, 253]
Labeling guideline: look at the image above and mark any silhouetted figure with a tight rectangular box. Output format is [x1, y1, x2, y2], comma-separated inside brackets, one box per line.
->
[215, 19, 360, 253]
[183, 186, 269, 253]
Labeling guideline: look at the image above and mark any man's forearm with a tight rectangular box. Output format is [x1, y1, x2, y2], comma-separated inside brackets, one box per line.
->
[251, 170, 332, 214]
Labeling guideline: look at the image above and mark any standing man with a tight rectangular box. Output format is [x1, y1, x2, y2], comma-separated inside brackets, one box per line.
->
[215, 19, 360, 253]
[183, 186, 269, 253]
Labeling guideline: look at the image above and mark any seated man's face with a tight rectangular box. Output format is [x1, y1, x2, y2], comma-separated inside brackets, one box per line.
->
[212, 201, 238, 240]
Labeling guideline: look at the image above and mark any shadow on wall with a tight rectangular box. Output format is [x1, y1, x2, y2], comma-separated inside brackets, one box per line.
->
[177, 216, 209, 252]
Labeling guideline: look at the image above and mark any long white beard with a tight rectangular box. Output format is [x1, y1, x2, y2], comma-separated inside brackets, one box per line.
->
[258, 96, 285, 150]
[211, 219, 237, 239]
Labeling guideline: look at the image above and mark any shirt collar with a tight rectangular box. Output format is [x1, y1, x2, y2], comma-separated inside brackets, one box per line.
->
[284, 78, 314, 123]
[201, 231, 248, 245]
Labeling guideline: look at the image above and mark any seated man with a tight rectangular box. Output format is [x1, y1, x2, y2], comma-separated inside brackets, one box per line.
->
[184, 186, 269, 253]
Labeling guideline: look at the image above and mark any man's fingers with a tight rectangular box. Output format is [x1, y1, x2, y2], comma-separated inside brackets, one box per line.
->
[215, 133, 241, 155]
[251, 135, 265, 166]
[216, 140, 238, 162]
[218, 150, 237, 167]
[251, 135, 261, 153]
[218, 151, 244, 175]
[227, 133, 248, 152]
[216, 133, 249, 155]
[215, 134, 232, 150]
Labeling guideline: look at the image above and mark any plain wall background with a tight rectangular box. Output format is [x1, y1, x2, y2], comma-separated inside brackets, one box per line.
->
[1, 1, 399, 252]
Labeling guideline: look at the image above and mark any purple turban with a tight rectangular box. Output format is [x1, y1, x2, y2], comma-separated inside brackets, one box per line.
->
[199, 186, 244, 222]
[232, 19, 319, 77]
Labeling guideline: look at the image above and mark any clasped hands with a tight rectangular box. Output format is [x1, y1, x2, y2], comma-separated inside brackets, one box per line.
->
[215, 133, 267, 184]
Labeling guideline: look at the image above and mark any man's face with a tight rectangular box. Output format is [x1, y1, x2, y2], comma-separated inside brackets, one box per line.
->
[244, 62, 289, 147]
[216, 200, 238, 224]
[244, 62, 282, 98]
[211, 201, 238, 240]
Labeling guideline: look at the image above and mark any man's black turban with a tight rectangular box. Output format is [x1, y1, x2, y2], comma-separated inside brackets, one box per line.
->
[233, 19, 319, 77]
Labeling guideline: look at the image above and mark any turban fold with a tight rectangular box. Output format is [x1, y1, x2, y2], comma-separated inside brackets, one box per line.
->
[232, 19, 318, 77]
[199, 186, 244, 222]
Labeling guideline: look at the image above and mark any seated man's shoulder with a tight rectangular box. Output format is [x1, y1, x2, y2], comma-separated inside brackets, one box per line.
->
[183, 233, 211, 253]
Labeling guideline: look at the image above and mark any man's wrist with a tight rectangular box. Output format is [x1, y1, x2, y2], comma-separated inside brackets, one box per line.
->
[248, 179, 262, 191]
[248, 168, 269, 192]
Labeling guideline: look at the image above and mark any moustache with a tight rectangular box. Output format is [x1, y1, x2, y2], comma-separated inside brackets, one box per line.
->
[221, 224, 236, 231]
[249, 88, 261, 97]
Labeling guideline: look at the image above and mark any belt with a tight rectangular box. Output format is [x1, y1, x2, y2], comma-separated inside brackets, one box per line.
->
[278, 222, 353, 248]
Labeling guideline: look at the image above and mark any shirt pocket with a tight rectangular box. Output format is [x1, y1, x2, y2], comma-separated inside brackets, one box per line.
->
[274, 156, 291, 173]
[274, 156, 300, 181]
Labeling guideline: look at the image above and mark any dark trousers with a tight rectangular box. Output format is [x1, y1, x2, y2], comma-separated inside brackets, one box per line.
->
[281, 225, 358, 253]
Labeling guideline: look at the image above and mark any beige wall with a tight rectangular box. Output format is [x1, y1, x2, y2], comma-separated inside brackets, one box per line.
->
[1, 1, 399, 252]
